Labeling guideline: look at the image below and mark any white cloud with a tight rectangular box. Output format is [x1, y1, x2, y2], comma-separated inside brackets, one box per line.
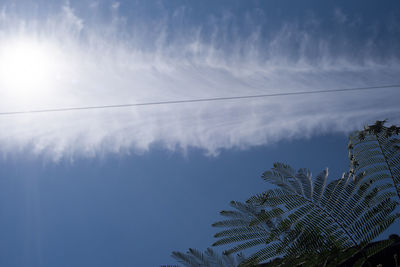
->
[0, 3, 399, 160]
[61, 3, 84, 33]
[112, 2, 120, 10]
[334, 8, 347, 24]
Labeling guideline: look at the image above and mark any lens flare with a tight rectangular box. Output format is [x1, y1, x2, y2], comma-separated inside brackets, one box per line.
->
[0, 37, 61, 102]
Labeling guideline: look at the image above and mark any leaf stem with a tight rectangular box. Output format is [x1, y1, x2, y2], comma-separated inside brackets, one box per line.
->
[374, 133, 400, 201]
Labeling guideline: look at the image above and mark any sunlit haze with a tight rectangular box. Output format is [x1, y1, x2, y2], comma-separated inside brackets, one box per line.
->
[0, 1, 399, 159]
[0, 38, 62, 102]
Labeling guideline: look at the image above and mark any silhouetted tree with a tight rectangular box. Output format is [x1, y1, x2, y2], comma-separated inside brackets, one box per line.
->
[169, 121, 400, 266]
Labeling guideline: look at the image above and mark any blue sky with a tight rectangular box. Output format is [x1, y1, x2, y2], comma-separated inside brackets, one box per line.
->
[0, 0, 399, 266]
[0, 134, 353, 266]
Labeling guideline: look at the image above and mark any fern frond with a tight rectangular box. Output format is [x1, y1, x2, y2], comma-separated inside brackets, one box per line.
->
[240, 242, 285, 265]
[312, 168, 328, 204]
[214, 227, 266, 238]
[349, 121, 400, 201]
[248, 208, 284, 227]
[224, 237, 273, 255]
[296, 168, 313, 198]
[213, 156, 399, 265]
[212, 232, 270, 246]
[212, 219, 254, 228]
[171, 247, 244, 267]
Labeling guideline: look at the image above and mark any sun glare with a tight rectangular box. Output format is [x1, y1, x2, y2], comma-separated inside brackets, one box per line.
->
[0, 38, 59, 100]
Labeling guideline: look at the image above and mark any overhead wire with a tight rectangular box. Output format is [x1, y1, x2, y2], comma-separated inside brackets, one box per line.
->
[0, 84, 399, 116]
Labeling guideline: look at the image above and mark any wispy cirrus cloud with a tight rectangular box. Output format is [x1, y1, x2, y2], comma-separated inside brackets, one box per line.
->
[0, 1, 399, 160]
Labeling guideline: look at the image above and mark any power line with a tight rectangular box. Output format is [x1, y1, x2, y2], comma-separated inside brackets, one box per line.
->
[0, 84, 399, 116]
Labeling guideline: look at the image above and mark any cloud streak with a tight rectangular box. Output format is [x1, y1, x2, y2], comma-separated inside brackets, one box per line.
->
[0, 2, 399, 160]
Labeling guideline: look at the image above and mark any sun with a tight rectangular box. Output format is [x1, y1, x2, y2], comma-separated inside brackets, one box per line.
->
[0, 37, 58, 100]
